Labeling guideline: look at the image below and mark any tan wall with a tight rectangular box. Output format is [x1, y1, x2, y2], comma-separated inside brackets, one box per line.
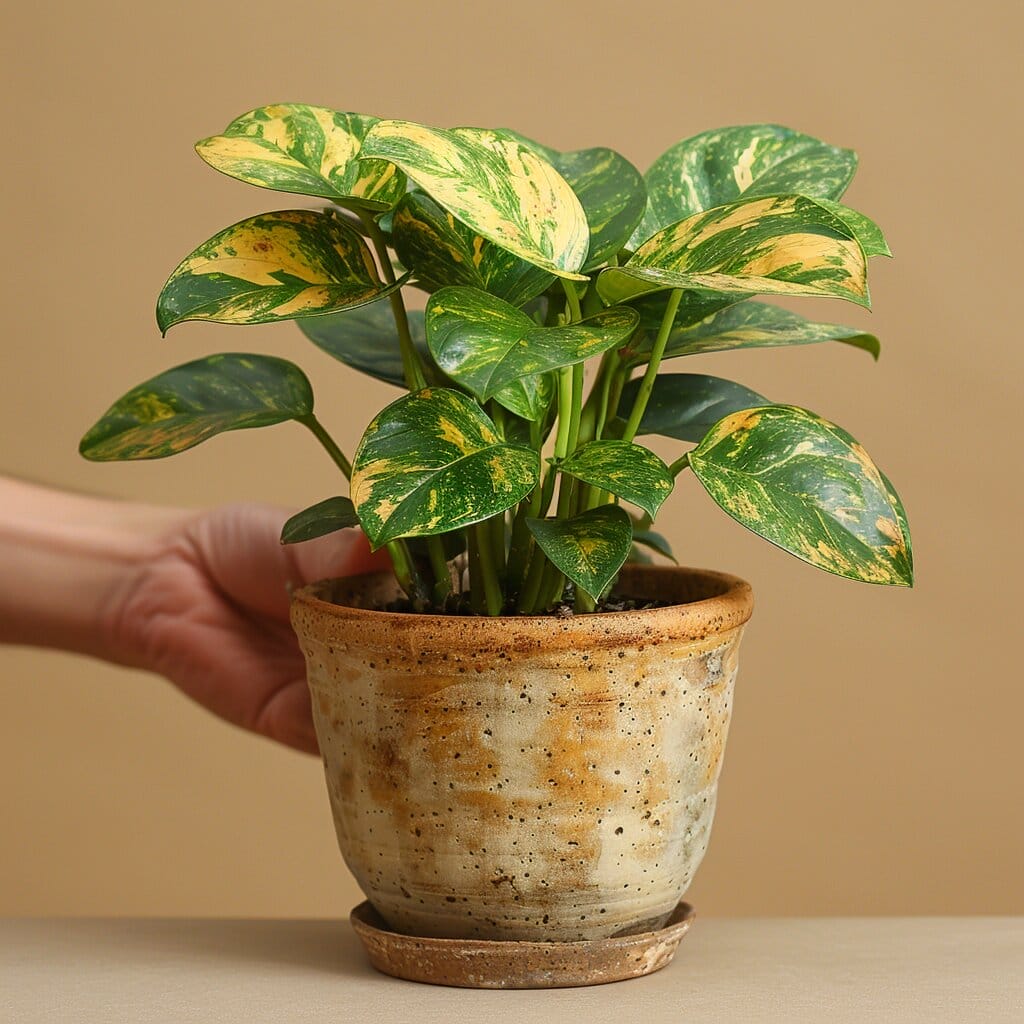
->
[2, 0, 1020, 917]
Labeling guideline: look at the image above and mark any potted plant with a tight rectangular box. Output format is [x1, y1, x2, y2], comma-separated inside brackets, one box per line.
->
[80, 106, 912, 986]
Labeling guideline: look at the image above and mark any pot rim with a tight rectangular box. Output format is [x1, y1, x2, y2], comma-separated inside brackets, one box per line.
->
[291, 564, 753, 650]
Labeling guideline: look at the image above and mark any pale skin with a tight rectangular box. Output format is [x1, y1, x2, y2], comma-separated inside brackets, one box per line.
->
[0, 477, 388, 755]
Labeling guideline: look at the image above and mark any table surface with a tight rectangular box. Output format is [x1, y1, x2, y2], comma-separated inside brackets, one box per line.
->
[2, 916, 1021, 1023]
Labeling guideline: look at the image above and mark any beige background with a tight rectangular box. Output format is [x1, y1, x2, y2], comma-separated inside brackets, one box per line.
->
[2, 0, 1021, 917]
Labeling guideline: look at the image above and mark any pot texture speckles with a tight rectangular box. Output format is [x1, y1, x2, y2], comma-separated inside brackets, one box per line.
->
[291, 565, 753, 942]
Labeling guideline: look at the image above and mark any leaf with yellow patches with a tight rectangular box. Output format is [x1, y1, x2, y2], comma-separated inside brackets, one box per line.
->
[195, 105, 406, 210]
[79, 354, 313, 461]
[689, 404, 913, 586]
[157, 210, 405, 331]
[360, 121, 589, 279]
[351, 388, 539, 548]
[559, 441, 673, 517]
[526, 505, 633, 600]
[598, 194, 871, 308]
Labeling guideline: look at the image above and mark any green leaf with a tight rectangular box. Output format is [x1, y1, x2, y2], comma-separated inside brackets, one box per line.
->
[280, 497, 360, 544]
[599, 194, 871, 308]
[391, 191, 555, 306]
[632, 124, 857, 247]
[504, 133, 646, 269]
[526, 505, 633, 600]
[689, 405, 913, 586]
[619, 373, 769, 443]
[559, 441, 673, 517]
[195, 105, 405, 210]
[296, 300, 429, 387]
[157, 210, 404, 332]
[351, 387, 539, 548]
[360, 121, 589, 280]
[813, 199, 892, 258]
[80, 354, 312, 461]
[633, 529, 677, 563]
[624, 300, 879, 365]
[425, 286, 638, 405]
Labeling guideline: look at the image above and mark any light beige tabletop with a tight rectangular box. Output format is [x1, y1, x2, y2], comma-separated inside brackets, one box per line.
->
[2, 917, 1021, 1023]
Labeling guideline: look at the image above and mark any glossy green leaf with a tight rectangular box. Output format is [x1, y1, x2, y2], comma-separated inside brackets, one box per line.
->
[526, 505, 633, 600]
[559, 441, 673, 517]
[599, 194, 871, 308]
[619, 373, 769, 443]
[633, 529, 677, 563]
[296, 300, 428, 387]
[157, 210, 403, 332]
[624, 300, 879, 365]
[80, 354, 312, 461]
[631, 124, 857, 247]
[360, 121, 589, 279]
[425, 286, 638, 405]
[689, 405, 913, 585]
[195, 105, 405, 210]
[280, 497, 359, 544]
[813, 199, 892, 258]
[391, 191, 555, 306]
[505, 133, 646, 269]
[351, 387, 539, 548]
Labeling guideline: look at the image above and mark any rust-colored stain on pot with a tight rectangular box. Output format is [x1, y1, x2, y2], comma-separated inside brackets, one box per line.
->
[291, 565, 753, 943]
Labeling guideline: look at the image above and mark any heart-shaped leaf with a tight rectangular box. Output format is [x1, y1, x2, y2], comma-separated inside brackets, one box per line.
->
[526, 504, 633, 600]
[297, 300, 429, 387]
[391, 191, 555, 306]
[157, 210, 405, 332]
[351, 387, 539, 548]
[80, 354, 312, 461]
[600, 194, 870, 308]
[689, 405, 913, 586]
[505, 133, 646, 269]
[813, 199, 891, 258]
[559, 441, 673, 517]
[360, 121, 589, 279]
[195, 105, 406, 210]
[619, 373, 769, 443]
[631, 124, 857, 247]
[280, 496, 360, 544]
[425, 286, 639, 404]
[624, 300, 879, 365]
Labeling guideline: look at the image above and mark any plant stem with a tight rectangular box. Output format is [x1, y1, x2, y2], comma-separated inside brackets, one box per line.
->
[516, 544, 547, 613]
[561, 278, 583, 323]
[301, 416, 351, 479]
[356, 209, 426, 392]
[467, 529, 484, 615]
[621, 287, 683, 442]
[669, 453, 691, 476]
[474, 521, 503, 616]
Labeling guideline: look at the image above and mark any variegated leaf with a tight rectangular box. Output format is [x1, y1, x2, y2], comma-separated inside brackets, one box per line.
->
[280, 496, 359, 544]
[79, 354, 312, 461]
[360, 121, 589, 279]
[813, 199, 891, 258]
[619, 373, 769, 443]
[559, 441, 673, 517]
[598, 194, 870, 307]
[297, 300, 429, 387]
[689, 405, 913, 586]
[157, 210, 404, 332]
[623, 300, 879, 365]
[195, 105, 405, 210]
[351, 388, 539, 548]
[631, 124, 857, 247]
[391, 191, 555, 306]
[505, 133, 646, 269]
[425, 286, 638, 406]
[526, 504, 633, 600]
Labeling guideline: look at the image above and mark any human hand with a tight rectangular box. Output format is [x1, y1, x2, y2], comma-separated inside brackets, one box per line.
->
[106, 503, 387, 754]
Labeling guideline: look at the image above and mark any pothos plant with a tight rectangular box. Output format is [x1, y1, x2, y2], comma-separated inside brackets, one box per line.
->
[80, 105, 913, 615]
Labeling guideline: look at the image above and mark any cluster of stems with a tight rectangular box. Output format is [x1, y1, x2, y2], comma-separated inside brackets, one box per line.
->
[299, 212, 686, 616]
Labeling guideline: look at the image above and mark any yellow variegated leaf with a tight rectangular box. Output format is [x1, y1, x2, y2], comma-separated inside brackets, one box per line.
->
[361, 121, 590, 280]
[195, 104, 405, 210]
[157, 210, 403, 332]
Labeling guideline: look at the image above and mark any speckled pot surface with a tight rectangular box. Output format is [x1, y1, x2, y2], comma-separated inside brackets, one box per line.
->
[290, 565, 753, 943]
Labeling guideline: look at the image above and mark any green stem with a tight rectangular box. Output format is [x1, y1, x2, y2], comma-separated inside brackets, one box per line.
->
[621, 288, 683, 442]
[669, 453, 691, 476]
[561, 278, 583, 323]
[474, 521, 503, 616]
[517, 545, 547, 613]
[467, 529, 484, 615]
[566, 362, 585, 455]
[302, 415, 351, 479]
[427, 538, 451, 604]
[356, 209, 426, 392]
[553, 366, 574, 461]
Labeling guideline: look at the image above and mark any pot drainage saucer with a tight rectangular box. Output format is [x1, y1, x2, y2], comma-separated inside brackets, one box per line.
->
[350, 900, 695, 989]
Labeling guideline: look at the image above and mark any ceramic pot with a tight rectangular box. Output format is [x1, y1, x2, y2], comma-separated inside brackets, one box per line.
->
[290, 565, 753, 942]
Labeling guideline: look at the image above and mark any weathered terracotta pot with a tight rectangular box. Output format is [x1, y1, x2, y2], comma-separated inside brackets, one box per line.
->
[291, 565, 753, 943]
